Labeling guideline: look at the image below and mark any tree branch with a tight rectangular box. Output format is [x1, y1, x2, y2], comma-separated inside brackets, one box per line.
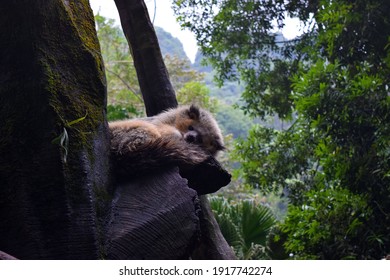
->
[114, 0, 177, 116]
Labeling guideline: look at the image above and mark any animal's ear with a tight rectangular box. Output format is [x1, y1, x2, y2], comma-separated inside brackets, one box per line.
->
[188, 104, 200, 120]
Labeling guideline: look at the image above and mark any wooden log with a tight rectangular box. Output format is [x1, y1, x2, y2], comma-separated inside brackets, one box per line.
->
[106, 168, 200, 259]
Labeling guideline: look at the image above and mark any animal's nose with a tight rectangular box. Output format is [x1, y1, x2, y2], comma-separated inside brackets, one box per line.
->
[186, 134, 195, 143]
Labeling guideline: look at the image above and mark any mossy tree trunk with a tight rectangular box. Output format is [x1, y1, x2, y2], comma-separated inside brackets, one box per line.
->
[0, 0, 109, 259]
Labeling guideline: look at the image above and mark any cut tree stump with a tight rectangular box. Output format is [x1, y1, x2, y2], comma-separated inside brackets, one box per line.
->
[106, 168, 200, 259]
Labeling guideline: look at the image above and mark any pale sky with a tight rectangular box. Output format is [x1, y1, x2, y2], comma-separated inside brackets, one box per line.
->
[89, 0, 302, 63]
[89, 0, 199, 62]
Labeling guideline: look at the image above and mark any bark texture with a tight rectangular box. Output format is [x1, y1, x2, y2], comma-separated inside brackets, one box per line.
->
[0, 0, 109, 259]
[191, 196, 237, 259]
[107, 168, 200, 259]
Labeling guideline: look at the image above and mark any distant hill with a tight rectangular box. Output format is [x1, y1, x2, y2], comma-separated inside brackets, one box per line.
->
[155, 26, 189, 61]
[155, 27, 244, 104]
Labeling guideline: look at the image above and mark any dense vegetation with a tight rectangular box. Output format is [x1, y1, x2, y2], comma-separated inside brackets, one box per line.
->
[174, 0, 390, 259]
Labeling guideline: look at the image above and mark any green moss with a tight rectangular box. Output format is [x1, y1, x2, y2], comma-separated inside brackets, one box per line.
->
[38, 1, 107, 155]
[62, 0, 106, 77]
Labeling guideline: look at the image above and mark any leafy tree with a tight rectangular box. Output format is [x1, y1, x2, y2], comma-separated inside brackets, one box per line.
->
[281, 187, 372, 259]
[174, 0, 303, 119]
[164, 54, 205, 92]
[177, 81, 218, 112]
[174, 0, 390, 259]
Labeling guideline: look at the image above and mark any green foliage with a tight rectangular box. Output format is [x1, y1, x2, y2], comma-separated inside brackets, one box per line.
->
[107, 104, 141, 121]
[215, 104, 252, 138]
[95, 14, 214, 120]
[232, 124, 314, 200]
[52, 112, 88, 163]
[209, 196, 276, 259]
[177, 81, 218, 112]
[174, 0, 301, 119]
[164, 54, 205, 91]
[281, 187, 372, 259]
[175, 0, 390, 259]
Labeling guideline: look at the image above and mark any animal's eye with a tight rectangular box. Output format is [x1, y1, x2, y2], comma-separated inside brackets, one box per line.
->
[188, 125, 194, 131]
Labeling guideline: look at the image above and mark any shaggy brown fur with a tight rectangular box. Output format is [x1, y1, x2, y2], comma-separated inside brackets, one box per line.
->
[109, 105, 224, 178]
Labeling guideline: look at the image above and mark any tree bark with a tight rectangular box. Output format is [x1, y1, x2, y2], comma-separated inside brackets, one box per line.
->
[114, 0, 178, 116]
[191, 196, 237, 259]
[0, 0, 109, 259]
[107, 168, 200, 259]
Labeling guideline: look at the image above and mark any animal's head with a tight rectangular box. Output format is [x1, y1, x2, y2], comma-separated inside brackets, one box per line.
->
[175, 105, 225, 156]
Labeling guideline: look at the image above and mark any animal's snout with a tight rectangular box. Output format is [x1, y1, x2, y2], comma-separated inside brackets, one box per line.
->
[185, 131, 202, 144]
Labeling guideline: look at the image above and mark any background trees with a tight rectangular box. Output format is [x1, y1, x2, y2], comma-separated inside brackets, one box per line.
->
[174, 0, 390, 259]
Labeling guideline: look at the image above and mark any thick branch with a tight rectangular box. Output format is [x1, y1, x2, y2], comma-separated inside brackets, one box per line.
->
[0, 0, 109, 259]
[114, 0, 177, 116]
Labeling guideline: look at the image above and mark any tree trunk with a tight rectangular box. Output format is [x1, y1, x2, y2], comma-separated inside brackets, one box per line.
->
[0, 0, 109, 259]
[191, 196, 237, 259]
[114, 0, 178, 116]
[112, 0, 235, 259]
